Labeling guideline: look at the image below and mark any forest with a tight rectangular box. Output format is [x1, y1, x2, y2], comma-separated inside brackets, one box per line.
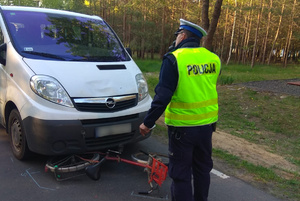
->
[1, 0, 299, 67]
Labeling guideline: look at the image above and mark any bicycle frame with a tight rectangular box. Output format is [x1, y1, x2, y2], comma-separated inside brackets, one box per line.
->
[84, 150, 168, 193]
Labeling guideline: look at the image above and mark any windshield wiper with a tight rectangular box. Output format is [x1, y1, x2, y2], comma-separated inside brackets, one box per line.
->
[22, 51, 66, 61]
[79, 56, 122, 62]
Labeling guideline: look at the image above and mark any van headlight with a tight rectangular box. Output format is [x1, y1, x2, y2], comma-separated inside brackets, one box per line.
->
[135, 73, 148, 101]
[30, 75, 74, 107]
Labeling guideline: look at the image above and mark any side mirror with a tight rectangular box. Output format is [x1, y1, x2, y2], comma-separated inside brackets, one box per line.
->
[126, 47, 132, 57]
[0, 43, 7, 66]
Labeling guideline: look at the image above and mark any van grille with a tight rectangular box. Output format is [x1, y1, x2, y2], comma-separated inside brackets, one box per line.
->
[73, 94, 138, 112]
[85, 132, 134, 149]
[81, 114, 139, 125]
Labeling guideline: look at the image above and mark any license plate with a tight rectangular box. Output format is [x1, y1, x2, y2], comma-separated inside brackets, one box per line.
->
[95, 123, 131, 138]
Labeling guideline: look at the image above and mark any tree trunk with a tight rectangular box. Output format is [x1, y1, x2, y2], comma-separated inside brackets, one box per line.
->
[201, 0, 210, 31]
[283, 0, 296, 67]
[237, 4, 244, 64]
[251, 0, 263, 68]
[129, 14, 132, 48]
[237, 24, 243, 64]
[242, 0, 253, 64]
[181, 0, 187, 19]
[283, 28, 293, 67]
[234, 32, 240, 62]
[141, 4, 147, 59]
[261, 0, 272, 64]
[267, 0, 285, 65]
[122, 3, 127, 45]
[202, 0, 224, 51]
[220, 7, 229, 62]
[226, 0, 237, 65]
[197, 0, 202, 23]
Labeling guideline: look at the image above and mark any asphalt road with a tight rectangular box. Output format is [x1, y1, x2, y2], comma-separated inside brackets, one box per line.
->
[0, 126, 284, 201]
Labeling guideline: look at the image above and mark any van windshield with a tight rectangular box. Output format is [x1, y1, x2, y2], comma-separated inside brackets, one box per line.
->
[3, 10, 130, 62]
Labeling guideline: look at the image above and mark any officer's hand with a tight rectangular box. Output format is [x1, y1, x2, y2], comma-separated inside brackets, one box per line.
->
[139, 123, 151, 136]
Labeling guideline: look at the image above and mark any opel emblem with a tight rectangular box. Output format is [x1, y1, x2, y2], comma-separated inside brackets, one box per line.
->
[105, 98, 116, 109]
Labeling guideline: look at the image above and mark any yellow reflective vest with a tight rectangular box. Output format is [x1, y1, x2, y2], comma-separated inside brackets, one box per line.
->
[165, 47, 221, 126]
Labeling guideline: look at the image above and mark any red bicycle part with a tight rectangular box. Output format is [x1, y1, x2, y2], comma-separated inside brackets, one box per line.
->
[101, 154, 168, 186]
[79, 152, 168, 186]
[148, 157, 168, 186]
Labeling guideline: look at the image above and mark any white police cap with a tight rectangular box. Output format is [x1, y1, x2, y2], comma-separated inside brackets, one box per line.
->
[178, 18, 207, 39]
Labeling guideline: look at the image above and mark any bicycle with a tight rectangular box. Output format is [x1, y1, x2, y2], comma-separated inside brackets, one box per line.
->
[45, 150, 169, 195]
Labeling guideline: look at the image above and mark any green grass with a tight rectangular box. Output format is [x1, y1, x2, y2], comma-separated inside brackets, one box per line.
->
[217, 86, 300, 160]
[135, 59, 162, 72]
[219, 64, 300, 83]
[135, 59, 300, 200]
[135, 59, 300, 84]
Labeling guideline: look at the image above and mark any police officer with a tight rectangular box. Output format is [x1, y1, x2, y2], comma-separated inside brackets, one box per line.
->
[139, 19, 221, 201]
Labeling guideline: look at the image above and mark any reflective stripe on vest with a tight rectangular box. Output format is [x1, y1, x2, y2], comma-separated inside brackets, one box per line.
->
[165, 47, 221, 126]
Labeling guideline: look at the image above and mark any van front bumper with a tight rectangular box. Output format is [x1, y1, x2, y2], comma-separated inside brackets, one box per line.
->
[23, 112, 151, 155]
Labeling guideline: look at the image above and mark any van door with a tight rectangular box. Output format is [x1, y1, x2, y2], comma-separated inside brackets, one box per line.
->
[0, 25, 6, 126]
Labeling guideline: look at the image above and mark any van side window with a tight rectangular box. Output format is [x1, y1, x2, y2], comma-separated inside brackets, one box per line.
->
[0, 27, 4, 44]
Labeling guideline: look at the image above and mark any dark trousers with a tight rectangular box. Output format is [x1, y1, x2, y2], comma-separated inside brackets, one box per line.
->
[168, 125, 213, 201]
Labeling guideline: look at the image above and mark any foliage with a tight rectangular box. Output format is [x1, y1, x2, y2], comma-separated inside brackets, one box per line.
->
[0, 0, 299, 66]
[219, 75, 234, 85]
[2, 0, 37, 6]
[41, 0, 69, 10]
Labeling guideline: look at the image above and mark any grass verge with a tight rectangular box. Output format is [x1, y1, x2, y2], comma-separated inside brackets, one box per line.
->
[213, 149, 300, 201]
[217, 85, 300, 162]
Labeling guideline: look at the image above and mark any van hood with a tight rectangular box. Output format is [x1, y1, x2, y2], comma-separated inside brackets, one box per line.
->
[23, 59, 140, 97]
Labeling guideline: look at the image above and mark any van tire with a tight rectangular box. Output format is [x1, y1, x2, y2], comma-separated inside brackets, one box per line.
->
[8, 109, 31, 160]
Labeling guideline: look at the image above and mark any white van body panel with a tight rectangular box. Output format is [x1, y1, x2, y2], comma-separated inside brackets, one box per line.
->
[3, 42, 35, 111]
[18, 91, 152, 121]
[23, 59, 140, 97]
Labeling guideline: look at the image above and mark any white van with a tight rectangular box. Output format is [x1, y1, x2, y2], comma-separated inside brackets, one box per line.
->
[0, 6, 152, 160]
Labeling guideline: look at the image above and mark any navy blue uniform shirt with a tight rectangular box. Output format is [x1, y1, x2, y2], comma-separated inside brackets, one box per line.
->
[143, 37, 200, 128]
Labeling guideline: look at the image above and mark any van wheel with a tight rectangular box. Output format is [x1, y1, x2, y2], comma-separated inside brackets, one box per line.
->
[8, 109, 30, 160]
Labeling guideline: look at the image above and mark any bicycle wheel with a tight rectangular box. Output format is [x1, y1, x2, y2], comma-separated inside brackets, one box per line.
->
[131, 151, 169, 166]
[46, 153, 100, 173]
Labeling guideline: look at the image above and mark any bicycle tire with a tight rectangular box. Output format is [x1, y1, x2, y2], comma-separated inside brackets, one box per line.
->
[131, 152, 169, 166]
[46, 153, 100, 173]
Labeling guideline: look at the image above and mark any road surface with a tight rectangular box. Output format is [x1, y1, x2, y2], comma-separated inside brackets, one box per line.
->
[0, 126, 284, 201]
